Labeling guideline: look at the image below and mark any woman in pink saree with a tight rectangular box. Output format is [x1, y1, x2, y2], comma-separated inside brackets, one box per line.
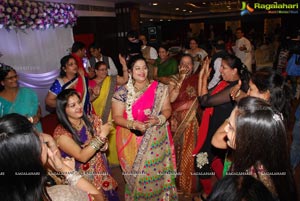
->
[112, 57, 178, 200]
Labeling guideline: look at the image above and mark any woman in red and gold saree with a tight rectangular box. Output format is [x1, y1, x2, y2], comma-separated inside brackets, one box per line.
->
[169, 54, 201, 195]
[112, 57, 178, 201]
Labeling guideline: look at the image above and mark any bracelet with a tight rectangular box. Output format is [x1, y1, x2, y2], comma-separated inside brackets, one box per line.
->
[66, 171, 82, 186]
[126, 120, 135, 129]
[157, 115, 166, 125]
[89, 137, 105, 151]
[126, 120, 131, 129]
[100, 142, 109, 152]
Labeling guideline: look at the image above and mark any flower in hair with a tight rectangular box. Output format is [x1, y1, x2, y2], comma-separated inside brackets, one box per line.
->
[273, 113, 283, 121]
[126, 74, 135, 121]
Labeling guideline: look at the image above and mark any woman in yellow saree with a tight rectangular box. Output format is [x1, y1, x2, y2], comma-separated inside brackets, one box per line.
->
[89, 54, 128, 166]
[112, 57, 178, 200]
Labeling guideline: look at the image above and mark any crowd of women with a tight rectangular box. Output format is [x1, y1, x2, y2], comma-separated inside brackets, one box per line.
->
[0, 29, 299, 201]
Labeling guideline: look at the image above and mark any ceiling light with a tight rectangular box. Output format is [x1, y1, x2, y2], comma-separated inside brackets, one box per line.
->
[160, 19, 163, 21]
[149, 19, 153, 21]
[152, 2, 158, 6]
[202, 2, 206, 5]
[182, 9, 187, 12]
[189, 10, 192, 13]
[186, 2, 201, 9]
[140, 21, 143, 23]
[175, 8, 180, 10]
[168, 19, 171, 21]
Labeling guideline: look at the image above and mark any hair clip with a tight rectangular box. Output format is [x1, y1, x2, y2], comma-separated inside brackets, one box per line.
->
[273, 113, 283, 121]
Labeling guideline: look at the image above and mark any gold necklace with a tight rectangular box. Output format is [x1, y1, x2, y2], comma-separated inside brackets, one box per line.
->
[134, 80, 150, 93]
[72, 119, 83, 130]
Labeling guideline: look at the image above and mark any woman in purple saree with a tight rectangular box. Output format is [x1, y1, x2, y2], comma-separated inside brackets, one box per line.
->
[112, 57, 178, 200]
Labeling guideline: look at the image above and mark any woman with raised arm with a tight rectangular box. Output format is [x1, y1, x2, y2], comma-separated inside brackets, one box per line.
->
[193, 55, 250, 200]
[213, 67, 292, 150]
[169, 54, 201, 195]
[89, 54, 129, 167]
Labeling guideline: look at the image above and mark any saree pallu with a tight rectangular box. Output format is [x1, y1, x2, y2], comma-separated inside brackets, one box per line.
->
[115, 81, 178, 201]
[92, 76, 119, 166]
[170, 74, 200, 194]
[0, 87, 42, 132]
[50, 74, 91, 114]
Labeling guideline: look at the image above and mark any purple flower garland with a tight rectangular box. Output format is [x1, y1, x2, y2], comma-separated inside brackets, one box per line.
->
[0, 0, 77, 31]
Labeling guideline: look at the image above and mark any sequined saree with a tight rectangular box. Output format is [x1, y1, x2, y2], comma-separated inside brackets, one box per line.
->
[113, 81, 178, 201]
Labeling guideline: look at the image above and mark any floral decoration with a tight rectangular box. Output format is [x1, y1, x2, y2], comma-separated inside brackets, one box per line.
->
[126, 74, 135, 121]
[0, 0, 77, 31]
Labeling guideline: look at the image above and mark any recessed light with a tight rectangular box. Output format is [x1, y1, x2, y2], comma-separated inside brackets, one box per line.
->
[182, 9, 186, 12]
[202, 2, 206, 5]
[150, 19, 153, 21]
[189, 10, 192, 13]
[175, 8, 180, 10]
[152, 2, 158, 6]
[160, 19, 163, 21]
[140, 21, 143, 23]
[168, 19, 171, 21]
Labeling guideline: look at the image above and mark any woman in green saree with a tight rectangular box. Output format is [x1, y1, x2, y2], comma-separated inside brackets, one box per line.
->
[153, 45, 178, 85]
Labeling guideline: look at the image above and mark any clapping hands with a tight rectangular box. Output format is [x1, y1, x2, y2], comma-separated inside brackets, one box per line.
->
[199, 57, 211, 80]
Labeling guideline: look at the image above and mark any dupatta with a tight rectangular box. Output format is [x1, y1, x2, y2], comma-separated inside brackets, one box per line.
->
[61, 73, 91, 114]
[92, 76, 116, 123]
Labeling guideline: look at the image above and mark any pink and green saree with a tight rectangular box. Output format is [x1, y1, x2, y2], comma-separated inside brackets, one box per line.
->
[113, 81, 178, 201]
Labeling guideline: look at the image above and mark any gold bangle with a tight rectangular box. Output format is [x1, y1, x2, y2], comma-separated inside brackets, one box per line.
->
[158, 115, 166, 125]
[127, 120, 132, 129]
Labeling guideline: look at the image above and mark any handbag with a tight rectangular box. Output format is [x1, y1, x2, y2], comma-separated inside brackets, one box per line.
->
[287, 54, 300, 76]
